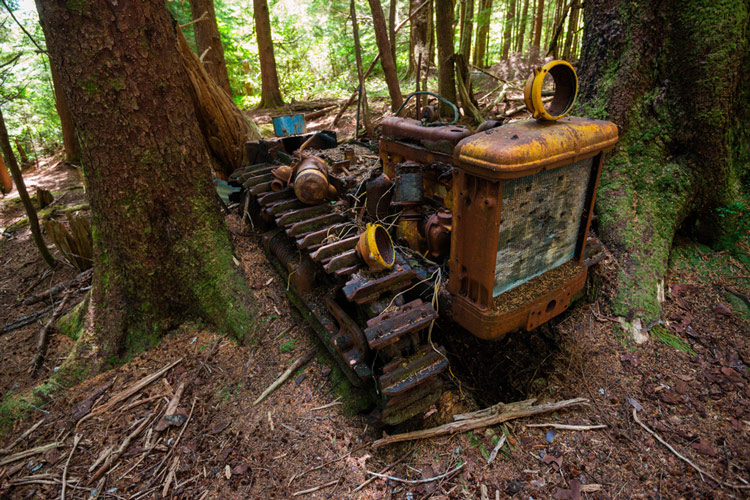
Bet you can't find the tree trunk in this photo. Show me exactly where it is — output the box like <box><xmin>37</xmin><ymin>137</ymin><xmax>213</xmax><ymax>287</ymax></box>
<box><xmin>515</xmin><ymin>0</ymin><xmax>529</xmax><ymax>53</ymax></box>
<box><xmin>253</xmin><ymin>0</ymin><xmax>284</xmax><ymax>108</ymax></box>
<box><xmin>389</xmin><ymin>0</ymin><xmax>398</xmax><ymax>67</ymax></box>
<box><xmin>0</xmin><ymin>107</ymin><xmax>55</xmax><ymax>267</ymax></box>
<box><xmin>408</xmin><ymin>0</ymin><xmax>431</xmax><ymax>77</ymax></box>
<box><xmin>188</xmin><ymin>0</ymin><xmax>233</xmax><ymax>96</ymax></box>
<box><xmin>435</xmin><ymin>0</ymin><xmax>457</xmax><ymax>116</ymax></box>
<box><xmin>577</xmin><ymin>0</ymin><xmax>750</xmax><ymax>338</ymax></box>
<box><xmin>562</xmin><ymin>0</ymin><xmax>579</xmax><ymax>60</ymax></box>
<box><xmin>473</xmin><ymin>0</ymin><xmax>493</xmax><ymax>67</ymax></box>
<box><xmin>368</xmin><ymin>0</ymin><xmax>403</xmax><ymax>111</ymax></box>
<box><xmin>546</xmin><ymin>0</ymin><xmax>571</xmax><ymax>58</ymax></box>
<box><xmin>351</xmin><ymin>0</ymin><xmax>374</xmax><ymax>139</ymax></box>
<box><xmin>530</xmin><ymin>0</ymin><xmax>544</xmax><ymax>57</ymax></box>
<box><xmin>35</xmin><ymin>0</ymin><xmax>256</xmax><ymax>379</ymax></box>
<box><xmin>459</xmin><ymin>0</ymin><xmax>474</xmax><ymax>60</ymax></box>
<box><xmin>501</xmin><ymin>0</ymin><xmax>516</xmax><ymax>59</ymax></box>
<box><xmin>48</xmin><ymin>56</ymin><xmax>80</xmax><ymax>164</ymax></box>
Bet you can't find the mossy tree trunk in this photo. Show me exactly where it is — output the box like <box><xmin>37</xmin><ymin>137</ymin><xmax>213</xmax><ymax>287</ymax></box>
<box><xmin>34</xmin><ymin>0</ymin><xmax>256</xmax><ymax>379</ymax></box>
<box><xmin>577</xmin><ymin>0</ymin><xmax>749</xmax><ymax>339</ymax></box>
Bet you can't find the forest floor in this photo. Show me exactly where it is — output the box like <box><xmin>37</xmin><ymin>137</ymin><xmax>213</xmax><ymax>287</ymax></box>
<box><xmin>1</xmin><ymin>74</ymin><xmax>749</xmax><ymax>499</ymax></box>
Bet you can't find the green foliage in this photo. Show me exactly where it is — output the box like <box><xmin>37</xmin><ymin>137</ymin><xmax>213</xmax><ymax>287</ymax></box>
<box><xmin>651</xmin><ymin>324</ymin><xmax>695</xmax><ymax>356</ymax></box>
<box><xmin>279</xmin><ymin>339</ymin><xmax>296</xmax><ymax>353</ymax></box>
<box><xmin>717</xmin><ymin>201</ymin><xmax>750</xmax><ymax>244</ymax></box>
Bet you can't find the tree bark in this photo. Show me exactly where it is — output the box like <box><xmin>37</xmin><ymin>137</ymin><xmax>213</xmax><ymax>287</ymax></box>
<box><xmin>34</xmin><ymin>0</ymin><xmax>256</xmax><ymax>379</ymax></box>
<box><xmin>473</xmin><ymin>0</ymin><xmax>493</xmax><ymax>67</ymax></box>
<box><xmin>578</xmin><ymin>0</ymin><xmax>750</xmax><ymax>335</ymax></box>
<box><xmin>530</xmin><ymin>0</ymin><xmax>544</xmax><ymax>57</ymax></box>
<box><xmin>562</xmin><ymin>0</ymin><xmax>579</xmax><ymax>60</ymax></box>
<box><xmin>368</xmin><ymin>0</ymin><xmax>403</xmax><ymax>111</ymax></box>
<box><xmin>502</xmin><ymin>0</ymin><xmax>516</xmax><ymax>58</ymax></box>
<box><xmin>435</xmin><ymin>0</ymin><xmax>457</xmax><ymax>116</ymax></box>
<box><xmin>389</xmin><ymin>0</ymin><xmax>398</xmax><ymax>67</ymax></box>
<box><xmin>0</xmin><ymin>107</ymin><xmax>55</xmax><ymax>267</ymax></box>
<box><xmin>351</xmin><ymin>0</ymin><xmax>374</xmax><ymax>139</ymax></box>
<box><xmin>515</xmin><ymin>0</ymin><xmax>529</xmax><ymax>53</ymax></box>
<box><xmin>408</xmin><ymin>0</ymin><xmax>431</xmax><ymax>77</ymax></box>
<box><xmin>188</xmin><ymin>0</ymin><xmax>233</xmax><ymax>96</ymax></box>
<box><xmin>253</xmin><ymin>0</ymin><xmax>284</xmax><ymax>108</ymax></box>
<box><xmin>48</xmin><ymin>56</ymin><xmax>80</xmax><ymax>164</ymax></box>
<box><xmin>459</xmin><ymin>0</ymin><xmax>474</xmax><ymax>60</ymax></box>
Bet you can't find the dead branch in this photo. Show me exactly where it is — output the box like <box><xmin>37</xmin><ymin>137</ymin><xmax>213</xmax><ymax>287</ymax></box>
<box><xmin>0</xmin><ymin>418</ymin><xmax>44</xmax><ymax>454</ymax></box>
<box><xmin>373</xmin><ymin>398</ymin><xmax>588</xmax><ymax>448</ymax></box>
<box><xmin>303</xmin><ymin>105</ymin><xmax>338</xmax><ymax>121</ymax></box>
<box><xmin>253</xmin><ymin>350</ymin><xmax>315</xmax><ymax>405</ymax></box>
<box><xmin>0</xmin><ymin>442</ymin><xmax>62</xmax><ymax>466</ymax></box>
<box><xmin>353</xmin><ymin>450</ymin><xmax>411</xmax><ymax>492</ymax></box>
<box><xmin>30</xmin><ymin>291</ymin><xmax>70</xmax><ymax>374</ymax></box>
<box><xmin>23</xmin><ymin>269</ymin><xmax>92</xmax><ymax>306</ymax></box>
<box><xmin>2</xmin><ymin>304</ymin><xmax>55</xmax><ymax>334</ymax></box>
<box><xmin>180</xmin><ymin>10</ymin><xmax>208</xmax><ymax>29</ymax></box>
<box><xmin>60</xmin><ymin>434</ymin><xmax>81</xmax><ymax>500</ymax></box>
<box><xmin>631</xmin><ymin>409</ymin><xmax>749</xmax><ymax>490</ymax></box>
<box><xmin>292</xmin><ymin>479</ymin><xmax>340</xmax><ymax>497</ymax></box>
<box><xmin>486</xmin><ymin>435</ymin><xmax>507</xmax><ymax>464</ymax></box>
<box><xmin>366</xmin><ymin>462</ymin><xmax>464</xmax><ymax>484</ymax></box>
<box><xmin>525</xmin><ymin>423</ymin><xmax>607</xmax><ymax>431</ymax></box>
<box><xmin>77</xmin><ymin>359</ymin><xmax>182</xmax><ymax>430</ymax></box>
<box><xmin>91</xmin><ymin>409</ymin><xmax>158</xmax><ymax>482</ymax></box>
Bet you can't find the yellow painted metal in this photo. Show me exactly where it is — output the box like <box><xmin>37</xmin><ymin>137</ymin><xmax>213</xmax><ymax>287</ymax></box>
<box><xmin>453</xmin><ymin>116</ymin><xmax>619</xmax><ymax>180</ymax></box>
<box><xmin>356</xmin><ymin>224</ymin><xmax>395</xmax><ymax>271</ymax></box>
<box><xmin>523</xmin><ymin>60</ymin><xmax>578</xmax><ymax>121</ymax></box>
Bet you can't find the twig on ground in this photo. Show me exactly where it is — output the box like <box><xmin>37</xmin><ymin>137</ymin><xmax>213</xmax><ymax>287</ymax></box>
<box><xmin>288</xmin><ymin>443</ymin><xmax>371</xmax><ymax>485</ymax></box>
<box><xmin>525</xmin><ymin>423</ymin><xmax>607</xmax><ymax>431</ymax></box>
<box><xmin>2</xmin><ymin>304</ymin><xmax>55</xmax><ymax>334</ymax></box>
<box><xmin>373</xmin><ymin>398</ymin><xmax>588</xmax><ymax>448</ymax></box>
<box><xmin>60</xmin><ymin>433</ymin><xmax>81</xmax><ymax>500</ymax></box>
<box><xmin>78</xmin><ymin>358</ymin><xmax>182</xmax><ymax>430</ymax></box>
<box><xmin>632</xmin><ymin>409</ymin><xmax>749</xmax><ymax>490</ymax></box>
<box><xmin>0</xmin><ymin>418</ymin><xmax>44</xmax><ymax>454</ymax></box>
<box><xmin>91</xmin><ymin>409</ymin><xmax>158</xmax><ymax>482</ymax></box>
<box><xmin>310</xmin><ymin>397</ymin><xmax>342</xmax><ymax>411</ymax></box>
<box><xmin>24</xmin><ymin>269</ymin><xmax>92</xmax><ymax>305</ymax></box>
<box><xmin>292</xmin><ymin>479</ymin><xmax>340</xmax><ymax>497</ymax></box>
<box><xmin>253</xmin><ymin>351</ymin><xmax>315</xmax><ymax>405</ymax></box>
<box><xmin>31</xmin><ymin>291</ymin><xmax>70</xmax><ymax>374</ymax></box>
<box><xmin>152</xmin><ymin>397</ymin><xmax>196</xmax><ymax>480</ymax></box>
<box><xmin>353</xmin><ymin>450</ymin><xmax>411</xmax><ymax>492</ymax></box>
<box><xmin>88</xmin><ymin>446</ymin><xmax>113</xmax><ymax>473</ymax></box>
<box><xmin>0</xmin><ymin>442</ymin><xmax>62</xmax><ymax>466</ymax></box>
<box><xmin>366</xmin><ymin>462</ymin><xmax>465</xmax><ymax>484</ymax></box>
<box><xmin>487</xmin><ymin>435</ymin><xmax>507</xmax><ymax>465</ymax></box>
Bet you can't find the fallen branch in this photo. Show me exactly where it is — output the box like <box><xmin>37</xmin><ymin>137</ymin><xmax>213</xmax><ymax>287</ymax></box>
<box><xmin>631</xmin><ymin>409</ymin><xmax>749</xmax><ymax>490</ymax></box>
<box><xmin>353</xmin><ymin>450</ymin><xmax>411</xmax><ymax>493</ymax></box>
<box><xmin>303</xmin><ymin>105</ymin><xmax>338</xmax><ymax>121</ymax></box>
<box><xmin>486</xmin><ymin>435</ymin><xmax>506</xmax><ymax>465</ymax></box>
<box><xmin>61</xmin><ymin>434</ymin><xmax>82</xmax><ymax>500</ymax></box>
<box><xmin>2</xmin><ymin>304</ymin><xmax>55</xmax><ymax>334</ymax></box>
<box><xmin>80</xmin><ymin>358</ymin><xmax>182</xmax><ymax>427</ymax></box>
<box><xmin>0</xmin><ymin>442</ymin><xmax>62</xmax><ymax>466</ymax></box>
<box><xmin>152</xmin><ymin>398</ymin><xmax>196</xmax><ymax>480</ymax></box>
<box><xmin>366</xmin><ymin>462</ymin><xmax>465</xmax><ymax>484</ymax></box>
<box><xmin>292</xmin><ymin>479</ymin><xmax>340</xmax><ymax>497</ymax></box>
<box><xmin>31</xmin><ymin>291</ymin><xmax>70</xmax><ymax>374</ymax></box>
<box><xmin>253</xmin><ymin>351</ymin><xmax>315</xmax><ymax>405</ymax></box>
<box><xmin>525</xmin><ymin>423</ymin><xmax>607</xmax><ymax>431</ymax></box>
<box><xmin>0</xmin><ymin>418</ymin><xmax>44</xmax><ymax>454</ymax></box>
<box><xmin>180</xmin><ymin>10</ymin><xmax>207</xmax><ymax>29</ymax></box>
<box><xmin>373</xmin><ymin>398</ymin><xmax>588</xmax><ymax>448</ymax></box>
<box><xmin>24</xmin><ymin>269</ymin><xmax>92</xmax><ymax>305</ymax></box>
<box><xmin>91</xmin><ymin>410</ymin><xmax>158</xmax><ymax>482</ymax></box>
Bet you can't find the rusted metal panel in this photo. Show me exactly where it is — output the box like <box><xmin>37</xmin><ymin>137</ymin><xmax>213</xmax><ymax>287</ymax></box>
<box><xmin>364</xmin><ymin>299</ymin><xmax>437</xmax><ymax>349</ymax></box>
<box><xmin>454</xmin><ymin>116</ymin><xmax>618</xmax><ymax>180</ymax></box>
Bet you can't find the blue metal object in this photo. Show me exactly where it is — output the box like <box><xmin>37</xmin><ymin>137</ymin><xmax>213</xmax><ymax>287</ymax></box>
<box><xmin>272</xmin><ymin>114</ymin><xmax>306</xmax><ymax>136</ymax></box>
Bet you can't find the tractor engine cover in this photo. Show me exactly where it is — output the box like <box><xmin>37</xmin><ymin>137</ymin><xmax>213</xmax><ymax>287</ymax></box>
<box><xmin>448</xmin><ymin>116</ymin><xmax>618</xmax><ymax>340</ymax></box>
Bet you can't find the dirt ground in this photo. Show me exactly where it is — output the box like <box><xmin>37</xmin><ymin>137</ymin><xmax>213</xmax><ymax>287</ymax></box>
<box><xmin>1</xmin><ymin>96</ymin><xmax>749</xmax><ymax>499</ymax></box>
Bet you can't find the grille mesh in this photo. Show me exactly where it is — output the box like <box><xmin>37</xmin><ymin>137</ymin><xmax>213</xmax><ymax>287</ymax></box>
<box><xmin>493</xmin><ymin>158</ymin><xmax>593</xmax><ymax>296</ymax></box>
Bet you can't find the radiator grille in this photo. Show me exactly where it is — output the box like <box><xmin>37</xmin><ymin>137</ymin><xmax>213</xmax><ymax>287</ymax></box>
<box><xmin>493</xmin><ymin>158</ymin><xmax>593</xmax><ymax>296</ymax></box>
